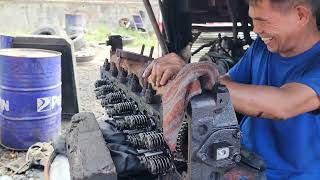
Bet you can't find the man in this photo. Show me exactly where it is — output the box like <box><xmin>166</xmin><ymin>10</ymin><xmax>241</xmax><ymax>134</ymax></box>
<box><xmin>142</xmin><ymin>0</ymin><xmax>320</xmax><ymax>179</ymax></box>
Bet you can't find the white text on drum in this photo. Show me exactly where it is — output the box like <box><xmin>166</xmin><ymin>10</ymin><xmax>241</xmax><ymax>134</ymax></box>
<box><xmin>0</xmin><ymin>97</ymin><xmax>9</xmax><ymax>113</ymax></box>
<box><xmin>37</xmin><ymin>95</ymin><xmax>61</xmax><ymax>112</ymax></box>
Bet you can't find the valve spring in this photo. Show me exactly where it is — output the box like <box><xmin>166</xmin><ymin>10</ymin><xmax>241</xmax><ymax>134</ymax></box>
<box><xmin>102</xmin><ymin>92</ymin><xmax>124</xmax><ymax>107</ymax></box>
<box><xmin>116</xmin><ymin>119</ymin><xmax>129</xmax><ymax>131</ymax></box>
<box><xmin>95</xmin><ymin>79</ymin><xmax>111</xmax><ymax>88</ymax></box>
<box><xmin>127</xmin><ymin>131</ymin><xmax>157</xmax><ymax>148</ymax></box>
<box><xmin>114</xmin><ymin>102</ymin><xmax>136</xmax><ymax>113</ymax></box>
<box><xmin>102</xmin><ymin>84</ymin><xmax>115</xmax><ymax>93</ymax></box>
<box><xmin>127</xmin><ymin>134</ymin><xmax>144</xmax><ymax>147</ymax></box>
<box><xmin>137</xmin><ymin>131</ymin><xmax>158</xmax><ymax>149</ymax></box>
<box><xmin>143</xmin><ymin>155</ymin><xmax>171</xmax><ymax>175</ymax></box>
<box><xmin>124</xmin><ymin>115</ymin><xmax>152</xmax><ymax>130</ymax></box>
<box><xmin>115</xmin><ymin>119</ymin><xmax>129</xmax><ymax>130</ymax></box>
<box><xmin>96</xmin><ymin>85</ymin><xmax>115</xmax><ymax>96</ymax></box>
<box><xmin>144</xmin><ymin>132</ymin><xmax>165</xmax><ymax>149</ymax></box>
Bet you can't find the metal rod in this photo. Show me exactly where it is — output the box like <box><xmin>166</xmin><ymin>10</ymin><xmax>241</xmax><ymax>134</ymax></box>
<box><xmin>142</xmin><ymin>0</ymin><xmax>169</xmax><ymax>54</ymax></box>
<box><xmin>158</xmin><ymin>0</ymin><xmax>171</xmax><ymax>43</ymax></box>
<box><xmin>149</xmin><ymin>46</ymin><xmax>154</xmax><ymax>58</ymax></box>
<box><xmin>141</xmin><ymin>44</ymin><xmax>145</xmax><ymax>55</ymax></box>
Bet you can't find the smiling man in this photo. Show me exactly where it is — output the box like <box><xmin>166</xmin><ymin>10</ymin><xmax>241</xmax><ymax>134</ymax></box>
<box><xmin>219</xmin><ymin>0</ymin><xmax>320</xmax><ymax>179</ymax></box>
<box><xmin>142</xmin><ymin>0</ymin><xmax>320</xmax><ymax>179</ymax></box>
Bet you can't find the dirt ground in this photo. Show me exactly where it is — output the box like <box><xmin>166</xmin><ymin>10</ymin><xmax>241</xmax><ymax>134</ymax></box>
<box><xmin>0</xmin><ymin>43</ymin><xmax>149</xmax><ymax>179</ymax></box>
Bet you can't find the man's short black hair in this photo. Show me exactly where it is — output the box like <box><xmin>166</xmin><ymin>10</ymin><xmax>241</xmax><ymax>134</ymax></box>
<box><xmin>246</xmin><ymin>0</ymin><xmax>319</xmax><ymax>15</ymax></box>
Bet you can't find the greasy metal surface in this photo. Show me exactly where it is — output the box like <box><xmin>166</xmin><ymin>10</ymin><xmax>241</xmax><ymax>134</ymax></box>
<box><xmin>187</xmin><ymin>86</ymin><xmax>241</xmax><ymax>180</ymax></box>
<box><xmin>116</xmin><ymin>49</ymin><xmax>153</xmax><ymax>62</ymax></box>
<box><xmin>100</xmin><ymin>65</ymin><xmax>162</xmax><ymax>125</ymax></box>
<box><xmin>96</xmin><ymin>37</ymin><xmax>248</xmax><ymax>179</ymax></box>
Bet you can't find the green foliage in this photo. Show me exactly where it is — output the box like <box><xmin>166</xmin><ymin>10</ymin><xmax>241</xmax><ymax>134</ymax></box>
<box><xmin>2</xmin><ymin>30</ymin><xmax>31</xmax><ymax>36</ymax></box>
<box><xmin>85</xmin><ymin>25</ymin><xmax>158</xmax><ymax>47</ymax></box>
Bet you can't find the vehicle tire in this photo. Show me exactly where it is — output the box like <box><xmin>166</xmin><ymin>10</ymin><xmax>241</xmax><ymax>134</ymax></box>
<box><xmin>32</xmin><ymin>25</ymin><xmax>67</xmax><ymax>37</ymax></box>
<box><xmin>69</xmin><ymin>33</ymin><xmax>86</xmax><ymax>51</ymax></box>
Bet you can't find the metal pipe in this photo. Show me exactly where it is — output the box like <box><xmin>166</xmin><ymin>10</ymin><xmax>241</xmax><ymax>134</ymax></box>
<box><xmin>142</xmin><ymin>0</ymin><xmax>169</xmax><ymax>54</ymax></box>
<box><xmin>140</xmin><ymin>44</ymin><xmax>145</xmax><ymax>55</ymax></box>
<box><xmin>149</xmin><ymin>46</ymin><xmax>154</xmax><ymax>58</ymax></box>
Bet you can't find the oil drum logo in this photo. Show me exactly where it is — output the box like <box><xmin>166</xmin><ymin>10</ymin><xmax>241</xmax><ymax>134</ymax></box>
<box><xmin>37</xmin><ymin>95</ymin><xmax>61</xmax><ymax>112</ymax></box>
<box><xmin>0</xmin><ymin>97</ymin><xmax>9</xmax><ymax>113</ymax></box>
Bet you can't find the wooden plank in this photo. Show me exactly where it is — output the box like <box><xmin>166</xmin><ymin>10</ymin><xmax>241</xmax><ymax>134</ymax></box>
<box><xmin>66</xmin><ymin>112</ymin><xmax>117</xmax><ymax>180</ymax></box>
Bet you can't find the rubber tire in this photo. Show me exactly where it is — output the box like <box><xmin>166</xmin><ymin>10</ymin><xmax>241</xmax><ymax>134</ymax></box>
<box><xmin>32</xmin><ymin>25</ymin><xmax>67</xmax><ymax>37</ymax></box>
<box><xmin>69</xmin><ymin>33</ymin><xmax>86</xmax><ymax>51</ymax></box>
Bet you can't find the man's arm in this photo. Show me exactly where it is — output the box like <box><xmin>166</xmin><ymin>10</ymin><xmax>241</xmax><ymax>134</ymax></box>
<box><xmin>220</xmin><ymin>75</ymin><xmax>320</xmax><ymax>120</ymax></box>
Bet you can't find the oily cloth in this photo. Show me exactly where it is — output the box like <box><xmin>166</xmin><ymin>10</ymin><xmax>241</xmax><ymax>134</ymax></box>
<box><xmin>162</xmin><ymin>61</ymin><xmax>220</xmax><ymax>151</ymax></box>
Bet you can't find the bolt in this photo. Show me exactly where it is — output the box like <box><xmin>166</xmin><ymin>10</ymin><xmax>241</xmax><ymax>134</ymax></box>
<box><xmin>198</xmin><ymin>125</ymin><xmax>208</xmax><ymax>136</ymax></box>
<box><xmin>233</xmin><ymin>154</ymin><xmax>241</xmax><ymax>163</ymax></box>
<box><xmin>200</xmin><ymin>153</ymin><xmax>207</xmax><ymax>161</ymax></box>
<box><xmin>218</xmin><ymin>149</ymin><xmax>227</xmax><ymax>157</ymax></box>
<box><xmin>233</xmin><ymin>130</ymin><xmax>242</xmax><ymax>139</ymax></box>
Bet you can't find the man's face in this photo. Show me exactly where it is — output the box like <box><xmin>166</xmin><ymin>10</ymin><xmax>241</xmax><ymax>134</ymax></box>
<box><xmin>249</xmin><ymin>0</ymin><xmax>300</xmax><ymax>55</ymax></box>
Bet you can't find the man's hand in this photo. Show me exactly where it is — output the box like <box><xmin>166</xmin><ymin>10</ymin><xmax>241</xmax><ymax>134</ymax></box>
<box><xmin>142</xmin><ymin>53</ymin><xmax>186</xmax><ymax>87</ymax></box>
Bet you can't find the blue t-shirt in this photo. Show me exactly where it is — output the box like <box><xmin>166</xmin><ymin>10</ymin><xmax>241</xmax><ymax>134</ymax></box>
<box><xmin>228</xmin><ymin>37</ymin><xmax>320</xmax><ymax>180</ymax></box>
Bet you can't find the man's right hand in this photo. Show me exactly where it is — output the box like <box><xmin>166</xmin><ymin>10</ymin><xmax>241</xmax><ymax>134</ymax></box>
<box><xmin>142</xmin><ymin>53</ymin><xmax>186</xmax><ymax>87</ymax></box>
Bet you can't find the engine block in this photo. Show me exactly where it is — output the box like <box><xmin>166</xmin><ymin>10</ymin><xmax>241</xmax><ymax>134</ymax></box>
<box><xmin>94</xmin><ymin>35</ymin><xmax>265</xmax><ymax>180</ymax></box>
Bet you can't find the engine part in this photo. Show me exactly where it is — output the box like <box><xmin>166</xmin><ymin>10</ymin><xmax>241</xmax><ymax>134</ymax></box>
<box><xmin>186</xmin><ymin>88</ymin><xmax>241</xmax><ymax>179</ymax></box>
<box><xmin>143</xmin><ymin>154</ymin><xmax>172</xmax><ymax>175</ymax></box>
<box><xmin>101</xmin><ymin>92</ymin><xmax>126</xmax><ymax>107</ymax></box>
<box><xmin>119</xmin><ymin>68</ymin><xmax>128</xmax><ymax>83</ymax></box>
<box><xmin>95</xmin><ymin>36</ymin><xmax>265</xmax><ymax>180</ymax></box>
<box><xmin>106</xmin><ymin>35</ymin><xmax>123</xmax><ymax>52</ymax></box>
<box><xmin>95</xmin><ymin>79</ymin><xmax>112</xmax><ymax>88</ymax></box>
<box><xmin>125</xmin><ymin>115</ymin><xmax>154</xmax><ymax>130</ymax></box>
<box><xmin>114</xmin><ymin>115</ymin><xmax>152</xmax><ymax>131</ymax></box>
<box><xmin>95</xmin><ymin>84</ymin><xmax>115</xmax><ymax>99</ymax></box>
<box><xmin>176</xmin><ymin>121</ymin><xmax>188</xmax><ymax>160</ymax></box>
<box><xmin>126</xmin><ymin>133</ymin><xmax>143</xmax><ymax>148</ymax></box>
<box><xmin>110</xmin><ymin>62</ymin><xmax>118</xmax><ymax>77</ymax></box>
<box><xmin>106</xmin><ymin>102</ymin><xmax>138</xmax><ymax>116</ymax></box>
<box><xmin>144</xmin><ymin>132</ymin><xmax>165</xmax><ymax>150</ymax></box>
<box><xmin>129</xmin><ymin>74</ymin><xmax>142</xmax><ymax>93</ymax></box>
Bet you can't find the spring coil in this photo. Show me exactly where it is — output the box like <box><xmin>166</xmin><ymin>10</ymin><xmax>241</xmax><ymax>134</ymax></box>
<box><xmin>124</xmin><ymin>115</ymin><xmax>152</xmax><ymax>130</ymax></box>
<box><xmin>127</xmin><ymin>134</ymin><xmax>144</xmax><ymax>147</ymax></box>
<box><xmin>95</xmin><ymin>79</ymin><xmax>111</xmax><ymax>88</ymax></box>
<box><xmin>102</xmin><ymin>92</ymin><xmax>124</xmax><ymax>107</ymax></box>
<box><xmin>144</xmin><ymin>132</ymin><xmax>165</xmax><ymax>149</ymax></box>
<box><xmin>115</xmin><ymin>119</ymin><xmax>129</xmax><ymax>130</ymax></box>
<box><xmin>114</xmin><ymin>102</ymin><xmax>136</xmax><ymax>114</ymax></box>
<box><xmin>144</xmin><ymin>155</ymin><xmax>171</xmax><ymax>175</ymax></box>
<box><xmin>127</xmin><ymin>131</ymin><xmax>158</xmax><ymax>148</ymax></box>
<box><xmin>95</xmin><ymin>85</ymin><xmax>115</xmax><ymax>97</ymax></box>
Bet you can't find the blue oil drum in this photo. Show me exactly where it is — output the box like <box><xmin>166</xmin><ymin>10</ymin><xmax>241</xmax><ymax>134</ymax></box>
<box><xmin>65</xmin><ymin>14</ymin><xmax>86</xmax><ymax>35</ymax></box>
<box><xmin>0</xmin><ymin>34</ymin><xmax>13</xmax><ymax>49</ymax></box>
<box><xmin>0</xmin><ymin>48</ymin><xmax>62</xmax><ymax>150</ymax></box>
